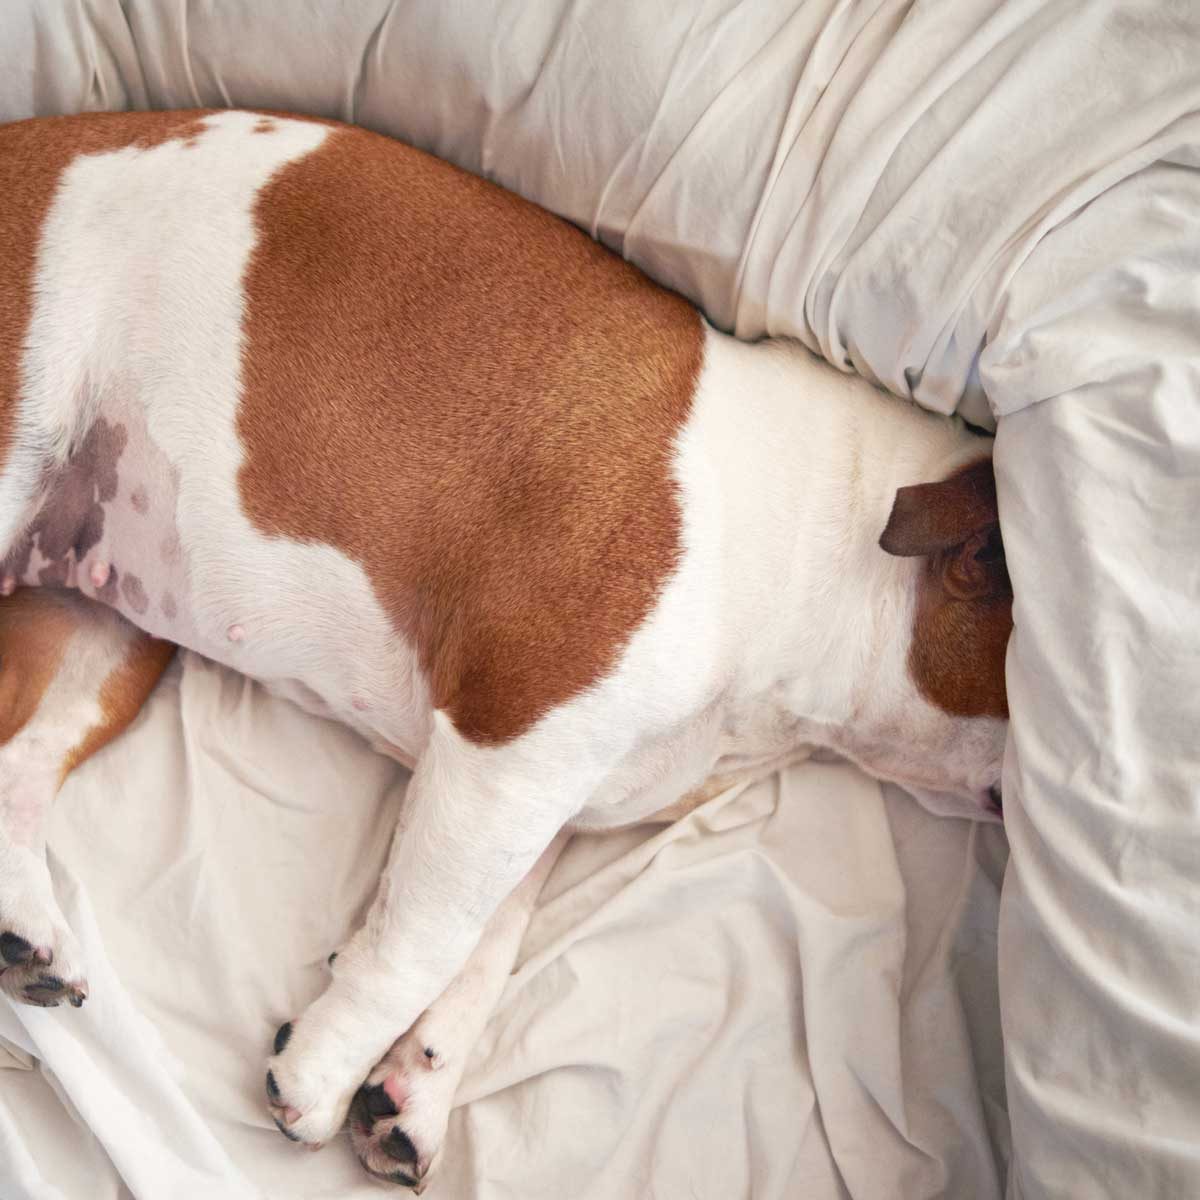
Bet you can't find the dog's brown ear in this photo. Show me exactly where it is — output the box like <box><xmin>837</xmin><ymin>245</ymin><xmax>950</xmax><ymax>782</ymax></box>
<box><xmin>879</xmin><ymin>457</ymin><xmax>998</xmax><ymax>558</ymax></box>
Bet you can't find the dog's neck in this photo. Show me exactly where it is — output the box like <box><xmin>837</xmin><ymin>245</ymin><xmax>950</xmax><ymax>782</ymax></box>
<box><xmin>689</xmin><ymin>330</ymin><xmax>983</xmax><ymax>756</ymax></box>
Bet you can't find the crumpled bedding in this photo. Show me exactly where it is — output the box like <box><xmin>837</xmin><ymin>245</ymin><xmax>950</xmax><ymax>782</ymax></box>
<box><xmin>0</xmin><ymin>655</ymin><xmax>1008</xmax><ymax>1200</ymax></box>
<box><xmin>1</xmin><ymin>2</ymin><xmax>1198</xmax><ymax>1197</ymax></box>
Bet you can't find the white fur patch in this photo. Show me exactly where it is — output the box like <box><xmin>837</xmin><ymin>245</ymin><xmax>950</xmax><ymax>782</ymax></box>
<box><xmin>22</xmin><ymin>111</ymin><xmax>431</xmax><ymax>759</ymax></box>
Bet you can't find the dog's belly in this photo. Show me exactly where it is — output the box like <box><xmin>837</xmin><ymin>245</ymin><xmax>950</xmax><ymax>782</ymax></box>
<box><xmin>2</xmin><ymin>399</ymin><xmax>189</xmax><ymax>639</ymax></box>
<box><xmin>2</xmin><ymin>393</ymin><xmax>432</xmax><ymax>764</ymax></box>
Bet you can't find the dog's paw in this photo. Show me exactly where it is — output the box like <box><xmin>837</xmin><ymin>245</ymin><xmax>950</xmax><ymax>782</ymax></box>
<box><xmin>0</xmin><ymin>854</ymin><xmax>88</xmax><ymax>1009</ymax></box>
<box><xmin>347</xmin><ymin>1014</ymin><xmax>465</xmax><ymax>1191</ymax></box>
<box><xmin>264</xmin><ymin>1005</ymin><xmax>380</xmax><ymax>1149</ymax></box>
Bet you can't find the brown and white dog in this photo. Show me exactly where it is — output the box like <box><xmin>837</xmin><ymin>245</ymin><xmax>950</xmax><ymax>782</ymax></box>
<box><xmin>0</xmin><ymin>110</ymin><xmax>1012</xmax><ymax>1189</ymax></box>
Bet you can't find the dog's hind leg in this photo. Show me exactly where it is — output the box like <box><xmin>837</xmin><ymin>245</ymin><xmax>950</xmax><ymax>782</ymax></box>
<box><xmin>264</xmin><ymin>709</ymin><xmax>594</xmax><ymax>1155</ymax></box>
<box><xmin>346</xmin><ymin>830</ymin><xmax>569</xmax><ymax>1186</ymax></box>
<box><xmin>0</xmin><ymin>588</ymin><xmax>173</xmax><ymax>1007</ymax></box>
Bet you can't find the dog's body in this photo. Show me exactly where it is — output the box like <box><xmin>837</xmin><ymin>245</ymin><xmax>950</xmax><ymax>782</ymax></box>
<box><xmin>0</xmin><ymin>110</ymin><xmax>1011</xmax><ymax>1187</ymax></box>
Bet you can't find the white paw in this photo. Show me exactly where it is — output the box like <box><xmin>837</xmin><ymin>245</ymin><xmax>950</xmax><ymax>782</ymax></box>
<box><xmin>347</xmin><ymin>1009</ymin><xmax>468</xmax><ymax>1191</ymax></box>
<box><xmin>264</xmin><ymin>970</ymin><xmax>411</xmax><ymax>1149</ymax></box>
<box><xmin>0</xmin><ymin>844</ymin><xmax>87</xmax><ymax>1008</ymax></box>
<box><xmin>264</xmin><ymin>1019</ymin><xmax>361</xmax><ymax>1147</ymax></box>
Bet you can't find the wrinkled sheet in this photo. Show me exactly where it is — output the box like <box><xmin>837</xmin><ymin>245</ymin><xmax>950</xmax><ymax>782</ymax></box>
<box><xmin>0</xmin><ymin>655</ymin><xmax>1008</xmax><ymax>1199</ymax></box>
<box><xmin>1</xmin><ymin>1</ymin><xmax>1198</xmax><ymax>1197</ymax></box>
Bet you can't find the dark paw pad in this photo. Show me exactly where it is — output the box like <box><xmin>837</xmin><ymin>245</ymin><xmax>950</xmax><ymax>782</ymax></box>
<box><xmin>0</xmin><ymin>932</ymin><xmax>33</xmax><ymax>966</ymax></box>
<box><xmin>356</xmin><ymin>1081</ymin><xmax>399</xmax><ymax>1127</ymax></box>
<box><xmin>24</xmin><ymin>974</ymin><xmax>65</xmax><ymax>1005</ymax></box>
<box><xmin>272</xmin><ymin>1114</ymin><xmax>302</xmax><ymax>1143</ymax></box>
<box><xmin>383</xmin><ymin>1126</ymin><xmax>419</xmax><ymax>1166</ymax></box>
<box><xmin>18</xmin><ymin>972</ymin><xmax>85</xmax><ymax>1008</ymax></box>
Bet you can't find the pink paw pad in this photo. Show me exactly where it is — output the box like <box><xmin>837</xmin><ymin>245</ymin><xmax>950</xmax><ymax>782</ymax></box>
<box><xmin>382</xmin><ymin>1074</ymin><xmax>409</xmax><ymax>1111</ymax></box>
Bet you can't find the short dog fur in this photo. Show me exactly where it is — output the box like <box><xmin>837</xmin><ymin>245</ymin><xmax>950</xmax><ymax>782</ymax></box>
<box><xmin>0</xmin><ymin>110</ymin><xmax>1011</xmax><ymax>1188</ymax></box>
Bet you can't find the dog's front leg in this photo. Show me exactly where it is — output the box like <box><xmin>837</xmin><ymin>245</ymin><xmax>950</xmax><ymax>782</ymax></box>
<box><xmin>264</xmin><ymin>711</ymin><xmax>588</xmax><ymax>1151</ymax></box>
<box><xmin>0</xmin><ymin>590</ymin><xmax>173</xmax><ymax>1007</ymax></box>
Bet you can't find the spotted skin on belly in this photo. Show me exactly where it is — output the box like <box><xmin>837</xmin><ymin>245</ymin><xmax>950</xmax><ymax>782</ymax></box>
<box><xmin>1</xmin><ymin>418</ymin><xmax>127</xmax><ymax>588</ymax></box>
<box><xmin>0</xmin><ymin>410</ymin><xmax>179</xmax><ymax>643</ymax></box>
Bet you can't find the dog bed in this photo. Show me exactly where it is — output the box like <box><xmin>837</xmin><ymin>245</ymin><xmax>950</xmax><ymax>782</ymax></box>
<box><xmin>1</xmin><ymin>2</ymin><xmax>1196</xmax><ymax>1197</ymax></box>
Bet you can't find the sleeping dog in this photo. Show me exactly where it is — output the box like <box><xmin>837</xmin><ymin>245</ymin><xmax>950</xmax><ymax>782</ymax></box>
<box><xmin>0</xmin><ymin>110</ymin><xmax>1011</xmax><ymax>1189</ymax></box>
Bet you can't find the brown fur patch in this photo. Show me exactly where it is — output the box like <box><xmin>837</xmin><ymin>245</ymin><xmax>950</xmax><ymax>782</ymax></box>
<box><xmin>881</xmin><ymin>458</ymin><xmax>1012</xmax><ymax>718</ymax></box>
<box><xmin>61</xmin><ymin>632</ymin><xmax>174</xmax><ymax>780</ymax></box>
<box><xmin>0</xmin><ymin>112</ymin><xmax>213</xmax><ymax>493</ymax></box>
<box><xmin>0</xmin><ymin>589</ymin><xmax>173</xmax><ymax>778</ymax></box>
<box><xmin>0</xmin><ymin>591</ymin><xmax>76</xmax><ymax>746</ymax></box>
<box><xmin>911</xmin><ymin>567</ymin><xmax>1011</xmax><ymax>718</ymax></box>
<box><xmin>237</xmin><ymin>121</ymin><xmax>704</xmax><ymax>744</ymax></box>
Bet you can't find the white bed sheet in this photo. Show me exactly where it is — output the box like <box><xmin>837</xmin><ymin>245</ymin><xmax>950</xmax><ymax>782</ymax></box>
<box><xmin>0</xmin><ymin>655</ymin><xmax>1007</xmax><ymax>1199</ymax></box>
<box><xmin>1</xmin><ymin>1</ymin><xmax>1198</xmax><ymax>1196</ymax></box>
